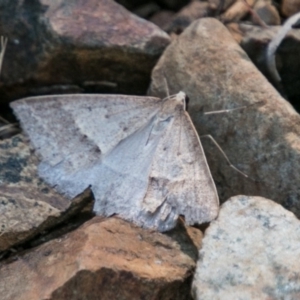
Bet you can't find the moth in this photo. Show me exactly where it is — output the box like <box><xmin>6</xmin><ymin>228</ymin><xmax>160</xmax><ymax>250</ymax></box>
<box><xmin>11</xmin><ymin>92</ymin><xmax>219</xmax><ymax>232</ymax></box>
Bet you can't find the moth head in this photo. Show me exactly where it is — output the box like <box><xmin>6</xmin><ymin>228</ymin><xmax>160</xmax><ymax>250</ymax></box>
<box><xmin>175</xmin><ymin>91</ymin><xmax>187</xmax><ymax>111</ymax></box>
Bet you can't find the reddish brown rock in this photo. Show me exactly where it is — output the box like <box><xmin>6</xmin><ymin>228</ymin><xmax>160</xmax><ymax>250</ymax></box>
<box><xmin>0</xmin><ymin>134</ymin><xmax>93</xmax><ymax>252</ymax></box>
<box><xmin>148</xmin><ymin>18</ymin><xmax>300</xmax><ymax>218</ymax></box>
<box><xmin>0</xmin><ymin>217</ymin><xmax>200</xmax><ymax>300</ymax></box>
<box><xmin>0</xmin><ymin>0</ymin><xmax>170</xmax><ymax>103</ymax></box>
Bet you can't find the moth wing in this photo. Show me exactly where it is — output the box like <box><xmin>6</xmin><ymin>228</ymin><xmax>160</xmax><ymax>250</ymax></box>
<box><xmin>92</xmin><ymin>115</ymin><xmax>166</xmax><ymax>221</ymax></box>
<box><xmin>11</xmin><ymin>94</ymin><xmax>160</xmax><ymax>198</ymax></box>
<box><xmin>140</xmin><ymin>110</ymin><xmax>219</xmax><ymax>231</ymax></box>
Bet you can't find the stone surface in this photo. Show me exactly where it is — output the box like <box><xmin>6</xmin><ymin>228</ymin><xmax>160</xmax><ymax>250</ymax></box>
<box><xmin>227</xmin><ymin>23</ymin><xmax>300</xmax><ymax>109</ymax></box>
<box><xmin>208</xmin><ymin>0</ymin><xmax>236</xmax><ymax>13</ymax></box>
<box><xmin>0</xmin><ymin>134</ymin><xmax>93</xmax><ymax>252</ymax></box>
<box><xmin>252</xmin><ymin>0</ymin><xmax>280</xmax><ymax>25</ymax></box>
<box><xmin>221</xmin><ymin>0</ymin><xmax>258</xmax><ymax>22</ymax></box>
<box><xmin>150</xmin><ymin>10</ymin><xmax>176</xmax><ymax>30</ymax></box>
<box><xmin>0</xmin><ymin>216</ymin><xmax>201</xmax><ymax>300</ymax></box>
<box><xmin>148</xmin><ymin>18</ymin><xmax>300</xmax><ymax>218</ymax></box>
<box><xmin>0</xmin><ymin>0</ymin><xmax>170</xmax><ymax>103</ymax></box>
<box><xmin>164</xmin><ymin>1</ymin><xmax>212</xmax><ymax>34</ymax></box>
<box><xmin>281</xmin><ymin>0</ymin><xmax>300</xmax><ymax>17</ymax></box>
<box><xmin>192</xmin><ymin>195</ymin><xmax>300</xmax><ymax>299</ymax></box>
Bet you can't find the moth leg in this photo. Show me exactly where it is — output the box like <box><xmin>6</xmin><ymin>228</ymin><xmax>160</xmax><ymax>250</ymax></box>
<box><xmin>200</xmin><ymin>134</ymin><xmax>249</xmax><ymax>178</ymax></box>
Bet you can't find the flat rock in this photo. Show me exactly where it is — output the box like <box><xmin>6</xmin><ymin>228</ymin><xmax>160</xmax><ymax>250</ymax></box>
<box><xmin>192</xmin><ymin>195</ymin><xmax>300</xmax><ymax>299</ymax></box>
<box><xmin>0</xmin><ymin>216</ymin><xmax>201</xmax><ymax>300</ymax></box>
<box><xmin>0</xmin><ymin>0</ymin><xmax>170</xmax><ymax>103</ymax></box>
<box><xmin>227</xmin><ymin>23</ymin><xmax>300</xmax><ymax>108</ymax></box>
<box><xmin>148</xmin><ymin>18</ymin><xmax>300</xmax><ymax>217</ymax></box>
<box><xmin>0</xmin><ymin>134</ymin><xmax>93</xmax><ymax>252</ymax></box>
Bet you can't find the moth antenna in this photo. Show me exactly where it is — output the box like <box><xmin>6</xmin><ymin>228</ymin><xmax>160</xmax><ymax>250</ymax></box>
<box><xmin>162</xmin><ymin>71</ymin><xmax>170</xmax><ymax>98</ymax></box>
<box><xmin>204</xmin><ymin>101</ymin><xmax>265</xmax><ymax>115</ymax></box>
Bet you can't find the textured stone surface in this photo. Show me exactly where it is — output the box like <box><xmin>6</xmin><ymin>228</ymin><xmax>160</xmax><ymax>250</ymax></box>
<box><xmin>0</xmin><ymin>216</ymin><xmax>201</xmax><ymax>300</ymax></box>
<box><xmin>148</xmin><ymin>18</ymin><xmax>300</xmax><ymax>218</ymax></box>
<box><xmin>227</xmin><ymin>23</ymin><xmax>300</xmax><ymax>109</ymax></box>
<box><xmin>252</xmin><ymin>0</ymin><xmax>280</xmax><ymax>25</ymax></box>
<box><xmin>281</xmin><ymin>0</ymin><xmax>300</xmax><ymax>17</ymax></box>
<box><xmin>208</xmin><ymin>0</ymin><xmax>236</xmax><ymax>13</ymax></box>
<box><xmin>0</xmin><ymin>134</ymin><xmax>93</xmax><ymax>251</ymax></box>
<box><xmin>220</xmin><ymin>0</ymin><xmax>258</xmax><ymax>22</ymax></box>
<box><xmin>0</xmin><ymin>0</ymin><xmax>170</xmax><ymax>103</ymax></box>
<box><xmin>192</xmin><ymin>195</ymin><xmax>300</xmax><ymax>299</ymax></box>
<box><xmin>164</xmin><ymin>1</ymin><xmax>212</xmax><ymax>34</ymax></box>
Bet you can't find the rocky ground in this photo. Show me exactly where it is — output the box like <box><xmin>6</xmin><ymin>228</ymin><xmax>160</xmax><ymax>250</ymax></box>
<box><xmin>1</xmin><ymin>0</ymin><xmax>300</xmax><ymax>299</ymax></box>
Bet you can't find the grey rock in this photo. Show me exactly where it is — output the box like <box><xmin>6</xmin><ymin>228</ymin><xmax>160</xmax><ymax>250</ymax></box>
<box><xmin>148</xmin><ymin>18</ymin><xmax>300</xmax><ymax>218</ymax></box>
<box><xmin>252</xmin><ymin>0</ymin><xmax>280</xmax><ymax>25</ymax></box>
<box><xmin>0</xmin><ymin>134</ymin><xmax>93</xmax><ymax>252</ymax></box>
<box><xmin>192</xmin><ymin>195</ymin><xmax>300</xmax><ymax>299</ymax></box>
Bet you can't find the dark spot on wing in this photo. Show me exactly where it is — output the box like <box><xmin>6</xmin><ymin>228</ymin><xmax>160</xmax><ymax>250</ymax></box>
<box><xmin>123</xmin><ymin>127</ymin><xmax>128</xmax><ymax>132</ymax></box>
<box><xmin>105</xmin><ymin>114</ymin><xmax>109</xmax><ymax>119</ymax></box>
<box><xmin>94</xmin><ymin>146</ymin><xmax>101</xmax><ymax>154</ymax></box>
<box><xmin>81</xmin><ymin>134</ymin><xmax>88</xmax><ymax>142</ymax></box>
<box><xmin>163</xmin><ymin>147</ymin><xmax>167</xmax><ymax>151</ymax></box>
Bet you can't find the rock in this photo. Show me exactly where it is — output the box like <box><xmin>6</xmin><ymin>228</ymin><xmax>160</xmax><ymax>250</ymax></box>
<box><xmin>0</xmin><ymin>134</ymin><xmax>93</xmax><ymax>252</ymax></box>
<box><xmin>252</xmin><ymin>0</ymin><xmax>280</xmax><ymax>25</ymax></box>
<box><xmin>156</xmin><ymin>0</ymin><xmax>190</xmax><ymax>11</ymax></box>
<box><xmin>227</xmin><ymin>23</ymin><xmax>300</xmax><ymax>109</ymax></box>
<box><xmin>281</xmin><ymin>0</ymin><xmax>300</xmax><ymax>17</ymax></box>
<box><xmin>0</xmin><ymin>216</ymin><xmax>200</xmax><ymax>300</ymax></box>
<box><xmin>148</xmin><ymin>18</ymin><xmax>300</xmax><ymax>218</ymax></box>
<box><xmin>192</xmin><ymin>195</ymin><xmax>300</xmax><ymax>299</ymax></box>
<box><xmin>133</xmin><ymin>2</ymin><xmax>161</xmax><ymax>19</ymax></box>
<box><xmin>208</xmin><ymin>0</ymin><xmax>236</xmax><ymax>13</ymax></box>
<box><xmin>115</xmin><ymin>0</ymin><xmax>152</xmax><ymax>11</ymax></box>
<box><xmin>221</xmin><ymin>0</ymin><xmax>258</xmax><ymax>22</ymax></box>
<box><xmin>164</xmin><ymin>1</ymin><xmax>213</xmax><ymax>34</ymax></box>
<box><xmin>150</xmin><ymin>10</ymin><xmax>176</xmax><ymax>30</ymax></box>
<box><xmin>0</xmin><ymin>0</ymin><xmax>170</xmax><ymax>103</ymax></box>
